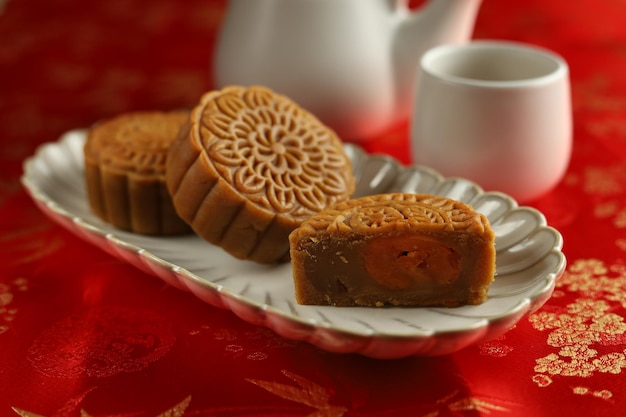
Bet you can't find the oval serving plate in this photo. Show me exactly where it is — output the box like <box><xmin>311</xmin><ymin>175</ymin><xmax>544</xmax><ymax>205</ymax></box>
<box><xmin>21</xmin><ymin>129</ymin><xmax>566</xmax><ymax>358</ymax></box>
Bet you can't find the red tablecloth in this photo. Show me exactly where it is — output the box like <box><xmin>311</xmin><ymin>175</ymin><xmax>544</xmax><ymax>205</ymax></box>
<box><xmin>2</xmin><ymin>0</ymin><xmax>626</xmax><ymax>416</ymax></box>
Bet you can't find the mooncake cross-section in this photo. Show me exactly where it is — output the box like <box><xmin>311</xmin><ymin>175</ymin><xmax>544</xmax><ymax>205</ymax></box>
<box><xmin>289</xmin><ymin>193</ymin><xmax>496</xmax><ymax>307</ymax></box>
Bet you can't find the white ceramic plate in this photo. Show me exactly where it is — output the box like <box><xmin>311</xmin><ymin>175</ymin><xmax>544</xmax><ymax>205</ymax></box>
<box><xmin>21</xmin><ymin>129</ymin><xmax>566</xmax><ymax>358</ymax></box>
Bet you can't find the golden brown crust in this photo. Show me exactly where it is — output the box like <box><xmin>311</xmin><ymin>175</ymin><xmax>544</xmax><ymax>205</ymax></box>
<box><xmin>289</xmin><ymin>193</ymin><xmax>496</xmax><ymax>307</ymax></box>
<box><xmin>166</xmin><ymin>85</ymin><xmax>355</xmax><ymax>263</ymax></box>
<box><xmin>292</xmin><ymin>193</ymin><xmax>491</xmax><ymax>236</ymax></box>
<box><xmin>84</xmin><ymin>110</ymin><xmax>191</xmax><ymax>235</ymax></box>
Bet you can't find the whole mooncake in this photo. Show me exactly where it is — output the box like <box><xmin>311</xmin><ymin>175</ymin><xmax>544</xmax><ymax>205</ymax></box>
<box><xmin>84</xmin><ymin>110</ymin><xmax>191</xmax><ymax>235</ymax></box>
<box><xmin>166</xmin><ymin>85</ymin><xmax>355</xmax><ymax>263</ymax></box>
<box><xmin>289</xmin><ymin>193</ymin><xmax>496</xmax><ymax>307</ymax></box>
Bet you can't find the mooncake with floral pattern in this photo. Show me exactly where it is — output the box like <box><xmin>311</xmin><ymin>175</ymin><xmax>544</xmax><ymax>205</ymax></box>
<box><xmin>166</xmin><ymin>85</ymin><xmax>355</xmax><ymax>263</ymax></box>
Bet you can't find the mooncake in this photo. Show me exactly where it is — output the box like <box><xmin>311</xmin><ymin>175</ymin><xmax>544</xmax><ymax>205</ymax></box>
<box><xmin>165</xmin><ymin>85</ymin><xmax>355</xmax><ymax>263</ymax></box>
<box><xmin>289</xmin><ymin>193</ymin><xmax>496</xmax><ymax>307</ymax></box>
<box><xmin>84</xmin><ymin>110</ymin><xmax>191</xmax><ymax>235</ymax></box>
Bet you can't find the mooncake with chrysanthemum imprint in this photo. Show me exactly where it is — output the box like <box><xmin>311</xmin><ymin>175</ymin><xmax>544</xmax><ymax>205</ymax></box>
<box><xmin>166</xmin><ymin>85</ymin><xmax>355</xmax><ymax>263</ymax></box>
<box><xmin>289</xmin><ymin>193</ymin><xmax>496</xmax><ymax>307</ymax></box>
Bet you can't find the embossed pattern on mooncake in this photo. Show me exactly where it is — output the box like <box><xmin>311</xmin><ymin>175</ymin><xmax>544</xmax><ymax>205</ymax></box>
<box><xmin>299</xmin><ymin>193</ymin><xmax>489</xmax><ymax>235</ymax></box>
<box><xmin>289</xmin><ymin>193</ymin><xmax>496</xmax><ymax>307</ymax></box>
<box><xmin>166</xmin><ymin>85</ymin><xmax>355</xmax><ymax>263</ymax></box>
<box><xmin>200</xmin><ymin>86</ymin><xmax>353</xmax><ymax>217</ymax></box>
<box><xmin>88</xmin><ymin>111</ymin><xmax>188</xmax><ymax>175</ymax></box>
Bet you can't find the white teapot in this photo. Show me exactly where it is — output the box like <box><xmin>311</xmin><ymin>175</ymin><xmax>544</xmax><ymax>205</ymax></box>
<box><xmin>214</xmin><ymin>0</ymin><xmax>482</xmax><ymax>142</ymax></box>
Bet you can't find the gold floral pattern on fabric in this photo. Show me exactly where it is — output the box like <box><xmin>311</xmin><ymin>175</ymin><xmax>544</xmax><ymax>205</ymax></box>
<box><xmin>161</xmin><ymin>395</ymin><xmax>192</xmax><ymax>417</ymax></box>
<box><xmin>247</xmin><ymin>372</ymin><xmax>511</xmax><ymax>417</ymax></box>
<box><xmin>579</xmin><ymin>73</ymin><xmax>626</xmax><ymax>150</ymax></box>
<box><xmin>582</xmin><ymin>165</ymin><xmax>625</xmax><ymax>196</ymax></box>
<box><xmin>188</xmin><ymin>323</ymin><xmax>297</xmax><ymax>360</ymax></box>
<box><xmin>26</xmin><ymin>307</ymin><xmax>176</xmax><ymax>378</ymax></box>
<box><xmin>199</xmin><ymin>86</ymin><xmax>353</xmax><ymax>215</ymax></box>
<box><xmin>419</xmin><ymin>390</ymin><xmax>510</xmax><ymax>416</ymax></box>
<box><xmin>2</xmin><ymin>221</ymin><xmax>64</xmax><ymax>266</ymax></box>
<box><xmin>479</xmin><ymin>333</ymin><xmax>514</xmax><ymax>357</ymax></box>
<box><xmin>614</xmin><ymin>209</ymin><xmax>626</xmax><ymax>229</ymax></box>
<box><xmin>572</xmin><ymin>387</ymin><xmax>613</xmax><ymax>400</ymax></box>
<box><xmin>573</xmin><ymin>74</ymin><xmax>626</xmax><ymax>113</ymax></box>
<box><xmin>0</xmin><ymin>278</ymin><xmax>27</xmax><ymax>335</ymax></box>
<box><xmin>532</xmin><ymin>374</ymin><xmax>553</xmax><ymax>387</ymax></box>
<box><xmin>531</xmin><ymin>259</ymin><xmax>626</xmax><ymax>385</ymax></box>
<box><xmin>12</xmin><ymin>394</ymin><xmax>192</xmax><ymax>417</ymax></box>
<box><xmin>11</xmin><ymin>383</ymin><xmax>512</xmax><ymax>417</ymax></box>
<box><xmin>587</xmin><ymin>119</ymin><xmax>626</xmax><ymax>140</ymax></box>
<box><xmin>247</xmin><ymin>370</ymin><xmax>348</xmax><ymax>417</ymax></box>
<box><xmin>574</xmin><ymin>164</ymin><xmax>626</xmax><ymax>251</ymax></box>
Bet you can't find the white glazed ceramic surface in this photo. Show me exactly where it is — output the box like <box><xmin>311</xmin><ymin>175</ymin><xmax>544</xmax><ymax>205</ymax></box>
<box><xmin>214</xmin><ymin>0</ymin><xmax>482</xmax><ymax>142</ymax></box>
<box><xmin>411</xmin><ymin>40</ymin><xmax>572</xmax><ymax>203</ymax></box>
<box><xmin>22</xmin><ymin>129</ymin><xmax>566</xmax><ymax>358</ymax></box>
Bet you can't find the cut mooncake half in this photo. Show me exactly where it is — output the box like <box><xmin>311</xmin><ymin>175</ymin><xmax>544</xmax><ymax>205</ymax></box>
<box><xmin>289</xmin><ymin>193</ymin><xmax>496</xmax><ymax>307</ymax></box>
<box><xmin>166</xmin><ymin>85</ymin><xmax>355</xmax><ymax>263</ymax></box>
<box><xmin>84</xmin><ymin>110</ymin><xmax>191</xmax><ymax>235</ymax></box>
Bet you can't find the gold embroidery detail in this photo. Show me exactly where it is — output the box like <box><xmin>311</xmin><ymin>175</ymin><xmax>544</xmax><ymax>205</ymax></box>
<box><xmin>572</xmin><ymin>386</ymin><xmax>613</xmax><ymax>401</ymax></box>
<box><xmin>156</xmin><ymin>396</ymin><xmax>191</xmax><ymax>417</ymax></box>
<box><xmin>615</xmin><ymin>208</ymin><xmax>626</xmax><ymax>228</ymax></box>
<box><xmin>531</xmin><ymin>259</ymin><xmax>626</xmax><ymax>385</ymax></box>
<box><xmin>420</xmin><ymin>390</ymin><xmax>510</xmax><ymax>416</ymax></box>
<box><xmin>12</xmin><ymin>388</ymin><xmax>97</xmax><ymax>416</ymax></box>
<box><xmin>448</xmin><ymin>397</ymin><xmax>510</xmax><ymax>413</ymax></box>
<box><xmin>586</xmin><ymin>119</ymin><xmax>626</xmax><ymax>139</ymax></box>
<box><xmin>12</xmin><ymin>394</ymin><xmax>192</xmax><ymax>417</ymax></box>
<box><xmin>189</xmin><ymin>323</ymin><xmax>295</xmax><ymax>359</ymax></box>
<box><xmin>247</xmin><ymin>370</ymin><xmax>347</xmax><ymax>417</ymax></box>
<box><xmin>573</xmin><ymin>74</ymin><xmax>626</xmax><ymax>112</ymax></box>
<box><xmin>583</xmin><ymin>166</ymin><xmax>624</xmax><ymax>196</ymax></box>
<box><xmin>1</xmin><ymin>221</ymin><xmax>64</xmax><ymax>266</ymax></box>
<box><xmin>1</xmin><ymin>278</ymin><xmax>28</xmax><ymax>335</ymax></box>
<box><xmin>479</xmin><ymin>334</ymin><xmax>513</xmax><ymax>357</ymax></box>
<box><xmin>11</xmin><ymin>408</ymin><xmax>43</xmax><ymax>417</ymax></box>
<box><xmin>479</xmin><ymin>341</ymin><xmax>513</xmax><ymax>357</ymax></box>
<box><xmin>559</xmin><ymin>260</ymin><xmax>626</xmax><ymax>309</ymax></box>
<box><xmin>594</xmin><ymin>390</ymin><xmax>613</xmax><ymax>400</ymax></box>
<box><xmin>594</xmin><ymin>201</ymin><xmax>619</xmax><ymax>218</ymax></box>
<box><xmin>532</xmin><ymin>374</ymin><xmax>553</xmax><ymax>387</ymax></box>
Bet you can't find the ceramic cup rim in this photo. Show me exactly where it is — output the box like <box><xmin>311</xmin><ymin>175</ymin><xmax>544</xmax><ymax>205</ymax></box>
<box><xmin>420</xmin><ymin>40</ymin><xmax>569</xmax><ymax>89</ymax></box>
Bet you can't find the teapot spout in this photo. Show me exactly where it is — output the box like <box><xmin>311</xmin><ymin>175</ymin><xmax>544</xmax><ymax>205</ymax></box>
<box><xmin>392</xmin><ymin>0</ymin><xmax>482</xmax><ymax>118</ymax></box>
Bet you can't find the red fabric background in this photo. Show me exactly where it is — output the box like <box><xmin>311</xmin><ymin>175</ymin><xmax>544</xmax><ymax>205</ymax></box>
<box><xmin>2</xmin><ymin>0</ymin><xmax>626</xmax><ymax>416</ymax></box>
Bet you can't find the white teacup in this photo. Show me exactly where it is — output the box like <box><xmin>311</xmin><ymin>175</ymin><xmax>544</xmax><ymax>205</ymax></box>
<box><xmin>410</xmin><ymin>40</ymin><xmax>572</xmax><ymax>202</ymax></box>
